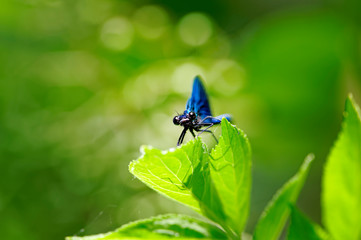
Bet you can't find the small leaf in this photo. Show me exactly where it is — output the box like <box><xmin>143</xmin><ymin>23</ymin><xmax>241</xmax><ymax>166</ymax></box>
<box><xmin>129</xmin><ymin>139</ymin><xmax>205</xmax><ymax>213</ymax></box>
<box><xmin>66</xmin><ymin>214</ymin><xmax>227</xmax><ymax>239</ymax></box>
<box><xmin>288</xmin><ymin>206</ymin><xmax>329</xmax><ymax>240</ymax></box>
<box><xmin>253</xmin><ymin>154</ymin><xmax>315</xmax><ymax>240</ymax></box>
<box><xmin>210</xmin><ymin>118</ymin><xmax>252</xmax><ymax>235</ymax></box>
<box><xmin>322</xmin><ymin>94</ymin><xmax>361</xmax><ymax>240</ymax></box>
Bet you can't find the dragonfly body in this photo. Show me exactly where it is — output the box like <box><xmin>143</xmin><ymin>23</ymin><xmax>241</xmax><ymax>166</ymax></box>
<box><xmin>173</xmin><ymin>76</ymin><xmax>231</xmax><ymax>146</ymax></box>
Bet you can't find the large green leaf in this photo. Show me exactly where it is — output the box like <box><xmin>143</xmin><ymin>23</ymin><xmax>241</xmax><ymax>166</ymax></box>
<box><xmin>66</xmin><ymin>214</ymin><xmax>227</xmax><ymax>240</ymax></box>
<box><xmin>129</xmin><ymin>138</ymin><xmax>227</xmax><ymax>229</ymax></box>
<box><xmin>322</xmin><ymin>95</ymin><xmax>361</xmax><ymax>240</ymax></box>
<box><xmin>210</xmin><ymin>118</ymin><xmax>251</xmax><ymax>235</ymax></box>
<box><xmin>288</xmin><ymin>207</ymin><xmax>328</xmax><ymax>240</ymax></box>
<box><xmin>129</xmin><ymin>139</ymin><xmax>205</xmax><ymax>213</ymax></box>
<box><xmin>253</xmin><ymin>154</ymin><xmax>315</xmax><ymax>240</ymax></box>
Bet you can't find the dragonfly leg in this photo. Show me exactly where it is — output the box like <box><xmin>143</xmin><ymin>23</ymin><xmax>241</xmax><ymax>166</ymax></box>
<box><xmin>177</xmin><ymin>127</ymin><xmax>188</xmax><ymax>146</ymax></box>
<box><xmin>196</xmin><ymin>124</ymin><xmax>214</xmax><ymax>136</ymax></box>
<box><xmin>189</xmin><ymin>128</ymin><xmax>196</xmax><ymax>138</ymax></box>
<box><xmin>195</xmin><ymin>124</ymin><xmax>218</xmax><ymax>144</ymax></box>
<box><xmin>197</xmin><ymin>116</ymin><xmax>213</xmax><ymax>124</ymax></box>
<box><xmin>195</xmin><ymin>122</ymin><xmax>213</xmax><ymax>127</ymax></box>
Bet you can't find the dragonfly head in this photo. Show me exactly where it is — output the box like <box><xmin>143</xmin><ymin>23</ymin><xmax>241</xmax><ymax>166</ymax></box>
<box><xmin>188</xmin><ymin>111</ymin><xmax>196</xmax><ymax>120</ymax></box>
<box><xmin>173</xmin><ymin>112</ymin><xmax>197</xmax><ymax>126</ymax></box>
<box><xmin>173</xmin><ymin>116</ymin><xmax>180</xmax><ymax>125</ymax></box>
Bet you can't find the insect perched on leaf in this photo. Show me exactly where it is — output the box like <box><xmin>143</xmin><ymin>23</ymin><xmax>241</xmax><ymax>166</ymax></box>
<box><xmin>173</xmin><ymin>76</ymin><xmax>231</xmax><ymax>146</ymax></box>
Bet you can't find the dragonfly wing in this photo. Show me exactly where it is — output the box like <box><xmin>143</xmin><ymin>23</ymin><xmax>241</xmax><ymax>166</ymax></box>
<box><xmin>185</xmin><ymin>76</ymin><xmax>212</xmax><ymax>118</ymax></box>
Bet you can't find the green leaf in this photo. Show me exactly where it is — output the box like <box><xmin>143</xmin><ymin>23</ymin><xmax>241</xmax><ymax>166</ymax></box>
<box><xmin>129</xmin><ymin>138</ymin><xmax>228</xmax><ymax>229</ymax></box>
<box><xmin>322</xmin><ymin>94</ymin><xmax>361</xmax><ymax>240</ymax></box>
<box><xmin>288</xmin><ymin>206</ymin><xmax>329</xmax><ymax>240</ymax></box>
<box><xmin>186</xmin><ymin>151</ymin><xmax>227</xmax><ymax>228</ymax></box>
<box><xmin>253</xmin><ymin>154</ymin><xmax>315</xmax><ymax>240</ymax></box>
<box><xmin>131</xmin><ymin>121</ymin><xmax>263</xmax><ymax>239</ymax></box>
<box><xmin>129</xmin><ymin>139</ymin><xmax>205</xmax><ymax>213</ymax></box>
<box><xmin>66</xmin><ymin>214</ymin><xmax>227</xmax><ymax>240</ymax></box>
<box><xmin>209</xmin><ymin>118</ymin><xmax>252</xmax><ymax>235</ymax></box>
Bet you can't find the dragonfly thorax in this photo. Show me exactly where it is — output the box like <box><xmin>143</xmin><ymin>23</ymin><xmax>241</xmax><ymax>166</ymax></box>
<box><xmin>173</xmin><ymin>112</ymin><xmax>199</xmax><ymax>128</ymax></box>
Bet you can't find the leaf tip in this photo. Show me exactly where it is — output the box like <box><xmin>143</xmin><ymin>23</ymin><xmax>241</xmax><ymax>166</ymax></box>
<box><xmin>345</xmin><ymin>93</ymin><xmax>361</xmax><ymax>119</ymax></box>
<box><xmin>128</xmin><ymin>160</ymin><xmax>135</xmax><ymax>173</ymax></box>
<box><xmin>128</xmin><ymin>145</ymin><xmax>153</xmax><ymax>174</ymax></box>
<box><xmin>221</xmin><ymin>116</ymin><xmax>231</xmax><ymax>125</ymax></box>
<box><xmin>304</xmin><ymin>153</ymin><xmax>315</xmax><ymax>166</ymax></box>
<box><xmin>140</xmin><ymin>145</ymin><xmax>153</xmax><ymax>154</ymax></box>
<box><xmin>347</xmin><ymin>92</ymin><xmax>354</xmax><ymax>100</ymax></box>
<box><xmin>298</xmin><ymin>153</ymin><xmax>315</xmax><ymax>176</ymax></box>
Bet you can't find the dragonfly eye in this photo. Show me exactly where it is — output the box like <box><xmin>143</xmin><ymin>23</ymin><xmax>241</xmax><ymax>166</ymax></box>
<box><xmin>189</xmin><ymin>112</ymin><xmax>196</xmax><ymax>119</ymax></box>
<box><xmin>173</xmin><ymin>116</ymin><xmax>180</xmax><ymax>125</ymax></box>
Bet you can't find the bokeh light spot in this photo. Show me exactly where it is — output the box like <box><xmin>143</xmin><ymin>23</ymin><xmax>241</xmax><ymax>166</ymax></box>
<box><xmin>209</xmin><ymin>59</ymin><xmax>245</xmax><ymax>95</ymax></box>
<box><xmin>177</xmin><ymin>13</ymin><xmax>213</xmax><ymax>46</ymax></box>
<box><xmin>100</xmin><ymin>17</ymin><xmax>134</xmax><ymax>51</ymax></box>
<box><xmin>172</xmin><ymin>63</ymin><xmax>205</xmax><ymax>93</ymax></box>
<box><xmin>133</xmin><ymin>5</ymin><xmax>169</xmax><ymax>40</ymax></box>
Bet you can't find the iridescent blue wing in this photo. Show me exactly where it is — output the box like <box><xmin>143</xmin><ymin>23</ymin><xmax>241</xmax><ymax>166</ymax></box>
<box><xmin>185</xmin><ymin>76</ymin><xmax>212</xmax><ymax>119</ymax></box>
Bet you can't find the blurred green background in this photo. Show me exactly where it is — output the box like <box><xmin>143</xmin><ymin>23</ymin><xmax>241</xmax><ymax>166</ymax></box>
<box><xmin>1</xmin><ymin>0</ymin><xmax>361</xmax><ymax>239</ymax></box>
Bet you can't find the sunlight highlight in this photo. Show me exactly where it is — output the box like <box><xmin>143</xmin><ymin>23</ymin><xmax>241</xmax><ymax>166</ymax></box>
<box><xmin>100</xmin><ymin>17</ymin><xmax>134</xmax><ymax>51</ymax></box>
<box><xmin>177</xmin><ymin>13</ymin><xmax>213</xmax><ymax>46</ymax></box>
<box><xmin>171</xmin><ymin>63</ymin><xmax>206</xmax><ymax>93</ymax></box>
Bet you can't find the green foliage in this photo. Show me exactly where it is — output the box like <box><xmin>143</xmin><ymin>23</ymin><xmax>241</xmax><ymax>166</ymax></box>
<box><xmin>288</xmin><ymin>207</ymin><xmax>328</xmax><ymax>240</ymax></box>
<box><xmin>68</xmin><ymin>119</ymin><xmax>313</xmax><ymax>240</ymax></box>
<box><xmin>129</xmin><ymin>139</ymin><xmax>205</xmax><ymax>213</ymax></box>
<box><xmin>67</xmin><ymin>95</ymin><xmax>361</xmax><ymax>240</ymax></box>
<box><xmin>130</xmin><ymin>119</ymin><xmax>250</xmax><ymax>239</ymax></box>
<box><xmin>68</xmin><ymin>119</ymin><xmax>252</xmax><ymax>239</ymax></box>
<box><xmin>253</xmin><ymin>154</ymin><xmax>314</xmax><ymax>240</ymax></box>
<box><xmin>289</xmin><ymin>94</ymin><xmax>361</xmax><ymax>240</ymax></box>
<box><xmin>210</xmin><ymin>118</ymin><xmax>251</xmax><ymax>234</ymax></box>
<box><xmin>66</xmin><ymin>214</ymin><xmax>227</xmax><ymax>240</ymax></box>
<box><xmin>322</xmin><ymin>94</ymin><xmax>361</xmax><ymax>240</ymax></box>
<box><xmin>2</xmin><ymin>1</ymin><xmax>360</xmax><ymax>239</ymax></box>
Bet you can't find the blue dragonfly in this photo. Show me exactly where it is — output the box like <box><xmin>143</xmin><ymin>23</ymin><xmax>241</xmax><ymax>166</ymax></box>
<box><xmin>173</xmin><ymin>76</ymin><xmax>231</xmax><ymax>146</ymax></box>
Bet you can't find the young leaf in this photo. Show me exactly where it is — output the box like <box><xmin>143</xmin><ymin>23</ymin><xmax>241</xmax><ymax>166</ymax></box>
<box><xmin>322</xmin><ymin>95</ymin><xmax>361</xmax><ymax>240</ymax></box>
<box><xmin>288</xmin><ymin>206</ymin><xmax>329</xmax><ymax>240</ymax></box>
<box><xmin>129</xmin><ymin>139</ymin><xmax>205</xmax><ymax>213</ymax></box>
<box><xmin>66</xmin><ymin>214</ymin><xmax>228</xmax><ymax>239</ymax></box>
<box><xmin>210</xmin><ymin>118</ymin><xmax>252</xmax><ymax>235</ymax></box>
<box><xmin>253</xmin><ymin>154</ymin><xmax>315</xmax><ymax>240</ymax></box>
